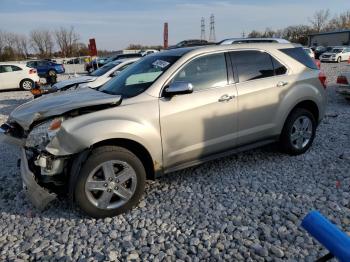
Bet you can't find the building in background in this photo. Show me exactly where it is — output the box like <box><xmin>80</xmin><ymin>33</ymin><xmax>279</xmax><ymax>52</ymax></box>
<box><xmin>308</xmin><ymin>30</ymin><xmax>350</xmax><ymax>47</ymax></box>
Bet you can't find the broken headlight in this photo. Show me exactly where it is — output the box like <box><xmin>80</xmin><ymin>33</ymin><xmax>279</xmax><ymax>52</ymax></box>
<box><xmin>26</xmin><ymin>117</ymin><xmax>63</xmax><ymax>148</ymax></box>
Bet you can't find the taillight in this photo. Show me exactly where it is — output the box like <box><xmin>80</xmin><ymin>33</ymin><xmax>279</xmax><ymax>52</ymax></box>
<box><xmin>29</xmin><ymin>69</ymin><xmax>37</xmax><ymax>74</ymax></box>
<box><xmin>337</xmin><ymin>75</ymin><xmax>349</xmax><ymax>85</ymax></box>
<box><xmin>314</xmin><ymin>59</ymin><xmax>321</xmax><ymax>69</ymax></box>
<box><xmin>318</xmin><ymin>71</ymin><xmax>327</xmax><ymax>89</ymax></box>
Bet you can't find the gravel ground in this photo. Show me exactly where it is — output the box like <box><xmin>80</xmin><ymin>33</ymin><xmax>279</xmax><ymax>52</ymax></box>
<box><xmin>0</xmin><ymin>62</ymin><xmax>349</xmax><ymax>261</ymax></box>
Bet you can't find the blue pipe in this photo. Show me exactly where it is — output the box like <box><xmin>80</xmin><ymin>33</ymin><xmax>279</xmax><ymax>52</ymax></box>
<box><xmin>301</xmin><ymin>211</ymin><xmax>350</xmax><ymax>262</ymax></box>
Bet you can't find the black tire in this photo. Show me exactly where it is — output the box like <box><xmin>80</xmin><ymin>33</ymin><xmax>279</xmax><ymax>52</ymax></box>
<box><xmin>73</xmin><ymin>146</ymin><xmax>146</xmax><ymax>218</ymax></box>
<box><xmin>337</xmin><ymin>57</ymin><xmax>341</xmax><ymax>63</ymax></box>
<box><xmin>280</xmin><ymin>108</ymin><xmax>316</xmax><ymax>155</ymax></box>
<box><xmin>47</xmin><ymin>70</ymin><xmax>57</xmax><ymax>77</ymax></box>
<box><xmin>20</xmin><ymin>79</ymin><xmax>34</xmax><ymax>90</ymax></box>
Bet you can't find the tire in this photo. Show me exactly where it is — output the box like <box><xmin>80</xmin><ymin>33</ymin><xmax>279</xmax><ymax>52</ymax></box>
<box><xmin>280</xmin><ymin>108</ymin><xmax>316</xmax><ymax>155</ymax></box>
<box><xmin>47</xmin><ymin>70</ymin><xmax>57</xmax><ymax>77</ymax></box>
<box><xmin>73</xmin><ymin>146</ymin><xmax>146</xmax><ymax>218</ymax></box>
<box><xmin>20</xmin><ymin>79</ymin><xmax>34</xmax><ymax>90</ymax></box>
<box><xmin>337</xmin><ymin>57</ymin><xmax>341</xmax><ymax>63</ymax></box>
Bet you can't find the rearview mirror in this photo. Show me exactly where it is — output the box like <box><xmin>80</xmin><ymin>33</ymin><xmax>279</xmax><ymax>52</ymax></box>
<box><xmin>164</xmin><ymin>81</ymin><xmax>193</xmax><ymax>96</ymax></box>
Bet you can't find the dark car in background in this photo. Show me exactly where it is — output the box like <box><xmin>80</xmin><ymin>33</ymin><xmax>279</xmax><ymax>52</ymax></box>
<box><xmin>85</xmin><ymin>53</ymin><xmax>142</xmax><ymax>73</ymax></box>
<box><xmin>313</xmin><ymin>46</ymin><xmax>334</xmax><ymax>59</ymax></box>
<box><xmin>167</xmin><ymin>39</ymin><xmax>212</xmax><ymax>49</ymax></box>
<box><xmin>26</xmin><ymin>60</ymin><xmax>65</xmax><ymax>78</ymax></box>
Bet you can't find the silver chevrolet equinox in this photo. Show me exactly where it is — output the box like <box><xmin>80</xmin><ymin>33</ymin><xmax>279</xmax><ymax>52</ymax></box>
<box><xmin>0</xmin><ymin>43</ymin><xmax>327</xmax><ymax>218</ymax></box>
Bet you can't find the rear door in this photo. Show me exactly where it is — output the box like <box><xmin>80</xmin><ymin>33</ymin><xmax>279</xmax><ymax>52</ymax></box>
<box><xmin>159</xmin><ymin>52</ymin><xmax>238</xmax><ymax>169</ymax></box>
<box><xmin>0</xmin><ymin>65</ymin><xmax>19</xmax><ymax>89</ymax></box>
<box><xmin>229</xmin><ymin>50</ymin><xmax>288</xmax><ymax>146</ymax></box>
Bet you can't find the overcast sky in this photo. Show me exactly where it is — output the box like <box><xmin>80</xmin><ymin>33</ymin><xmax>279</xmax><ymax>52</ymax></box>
<box><xmin>0</xmin><ymin>0</ymin><xmax>348</xmax><ymax>50</ymax></box>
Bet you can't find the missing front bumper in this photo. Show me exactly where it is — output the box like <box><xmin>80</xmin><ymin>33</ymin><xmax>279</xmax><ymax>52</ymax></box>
<box><xmin>20</xmin><ymin>148</ymin><xmax>57</xmax><ymax>210</ymax></box>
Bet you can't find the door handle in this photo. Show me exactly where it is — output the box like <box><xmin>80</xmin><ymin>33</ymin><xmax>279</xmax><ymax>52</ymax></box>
<box><xmin>277</xmin><ymin>81</ymin><xmax>288</xmax><ymax>87</ymax></box>
<box><xmin>218</xmin><ymin>94</ymin><xmax>234</xmax><ymax>102</ymax></box>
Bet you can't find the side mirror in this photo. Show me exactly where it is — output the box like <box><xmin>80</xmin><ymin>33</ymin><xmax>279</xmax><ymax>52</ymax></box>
<box><xmin>164</xmin><ymin>81</ymin><xmax>193</xmax><ymax>96</ymax></box>
<box><xmin>110</xmin><ymin>71</ymin><xmax>120</xmax><ymax>77</ymax></box>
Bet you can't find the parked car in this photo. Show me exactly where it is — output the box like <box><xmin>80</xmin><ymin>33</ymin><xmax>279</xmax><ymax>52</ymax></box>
<box><xmin>303</xmin><ymin>47</ymin><xmax>315</xmax><ymax>58</ymax></box>
<box><xmin>32</xmin><ymin>58</ymin><xmax>140</xmax><ymax>97</ymax></box>
<box><xmin>67</xmin><ymin>58</ymin><xmax>81</xmax><ymax>64</ymax></box>
<box><xmin>85</xmin><ymin>54</ymin><xmax>143</xmax><ymax>73</ymax></box>
<box><xmin>140</xmin><ymin>49</ymin><xmax>159</xmax><ymax>56</ymax></box>
<box><xmin>26</xmin><ymin>60</ymin><xmax>65</xmax><ymax>78</ymax></box>
<box><xmin>1</xmin><ymin>43</ymin><xmax>326</xmax><ymax>218</ymax></box>
<box><xmin>167</xmin><ymin>39</ymin><xmax>211</xmax><ymax>49</ymax></box>
<box><xmin>219</xmin><ymin>38</ymin><xmax>290</xmax><ymax>45</ymax></box>
<box><xmin>319</xmin><ymin>46</ymin><xmax>350</xmax><ymax>63</ymax></box>
<box><xmin>313</xmin><ymin>46</ymin><xmax>334</xmax><ymax>59</ymax></box>
<box><xmin>336</xmin><ymin>72</ymin><xmax>350</xmax><ymax>100</ymax></box>
<box><xmin>0</xmin><ymin>63</ymin><xmax>40</xmax><ymax>90</ymax></box>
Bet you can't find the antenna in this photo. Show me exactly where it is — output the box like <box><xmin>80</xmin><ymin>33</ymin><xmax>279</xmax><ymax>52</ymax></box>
<box><xmin>209</xmin><ymin>14</ymin><xmax>216</xmax><ymax>42</ymax></box>
<box><xmin>201</xmin><ymin>17</ymin><xmax>206</xmax><ymax>41</ymax></box>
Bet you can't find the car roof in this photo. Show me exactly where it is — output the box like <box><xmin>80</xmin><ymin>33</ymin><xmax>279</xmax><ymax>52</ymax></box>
<box><xmin>220</xmin><ymin>38</ymin><xmax>290</xmax><ymax>44</ymax></box>
<box><xmin>158</xmin><ymin>43</ymin><xmax>298</xmax><ymax>57</ymax></box>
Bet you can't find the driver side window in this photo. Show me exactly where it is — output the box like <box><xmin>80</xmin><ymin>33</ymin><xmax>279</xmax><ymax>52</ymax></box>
<box><xmin>173</xmin><ymin>53</ymin><xmax>228</xmax><ymax>92</ymax></box>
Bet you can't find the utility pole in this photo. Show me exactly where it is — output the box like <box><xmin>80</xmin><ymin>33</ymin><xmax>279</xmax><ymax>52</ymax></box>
<box><xmin>201</xmin><ymin>17</ymin><xmax>206</xmax><ymax>41</ymax></box>
<box><xmin>163</xmin><ymin>22</ymin><xmax>168</xmax><ymax>49</ymax></box>
<box><xmin>209</xmin><ymin>14</ymin><xmax>216</xmax><ymax>42</ymax></box>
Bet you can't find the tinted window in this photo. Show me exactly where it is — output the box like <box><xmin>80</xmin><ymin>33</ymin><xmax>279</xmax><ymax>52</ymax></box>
<box><xmin>173</xmin><ymin>53</ymin><xmax>228</xmax><ymax>91</ymax></box>
<box><xmin>0</xmin><ymin>65</ymin><xmax>14</xmax><ymax>72</ymax></box>
<box><xmin>271</xmin><ymin>57</ymin><xmax>287</xmax><ymax>75</ymax></box>
<box><xmin>26</xmin><ymin>61</ymin><xmax>37</xmax><ymax>67</ymax></box>
<box><xmin>100</xmin><ymin>55</ymin><xmax>180</xmax><ymax>98</ymax></box>
<box><xmin>230</xmin><ymin>51</ymin><xmax>274</xmax><ymax>82</ymax></box>
<box><xmin>280</xmin><ymin>47</ymin><xmax>318</xmax><ymax>69</ymax></box>
<box><xmin>11</xmin><ymin>65</ymin><xmax>22</xmax><ymax>71</ymax></box>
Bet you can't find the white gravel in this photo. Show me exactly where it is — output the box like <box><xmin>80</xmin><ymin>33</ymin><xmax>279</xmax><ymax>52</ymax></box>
<box><xmin>0</xmin><ymin>62</ymin><xmax>349</xmax><ymax>261</ymax></box>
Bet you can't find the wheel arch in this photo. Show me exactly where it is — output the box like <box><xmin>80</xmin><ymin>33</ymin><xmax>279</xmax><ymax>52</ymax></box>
<box><xmin>91</xmin><ymin>138</ymin><xmax>158</xmax><ymax>180</ymax></box>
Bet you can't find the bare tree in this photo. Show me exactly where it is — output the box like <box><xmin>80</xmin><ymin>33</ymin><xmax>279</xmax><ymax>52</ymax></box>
<box><xmin>30</xmin><ymin>29</ymin><xmax>54</xmax><ymax>58</ymax></box>
<box><xmin>326</xmin><ymin>10</ymin><xmax>350</xmax><ymax>30</ymax></box>
<box><xmin>54</xmin><ymin>26</ymin><xmax>79</xmax><ymax>57</ymax></box>
<box><xmin>308</xmin><ymin>9</ymin><xmax>330</xmax><ymax>32</ymax></box>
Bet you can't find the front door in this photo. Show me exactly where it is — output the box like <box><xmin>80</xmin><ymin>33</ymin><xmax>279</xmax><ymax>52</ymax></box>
<box><xmin>159</xmin><ymin>52</ymin><xmax>238</xmax><ymax>169</ymax></box>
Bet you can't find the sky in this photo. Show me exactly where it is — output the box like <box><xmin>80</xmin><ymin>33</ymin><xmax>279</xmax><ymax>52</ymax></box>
<box><xmin>0</xmin><ymin>0</ymin><xmax>348</xmax><ymax>50</ymax></box>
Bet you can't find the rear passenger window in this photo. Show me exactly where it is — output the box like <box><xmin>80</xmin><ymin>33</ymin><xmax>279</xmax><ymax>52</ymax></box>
<box><xmin>11</xmin><ymin>66</ymin><xmax>22</xmax><ymax>71</ymax></box>
<box><xmin>173</xmin><ymin>53</ymin><xmax>228</xmax><ymax>91</ymax></box>
<box><xmin>230</xmin><ymin>51</ymin><xmax>274</xmax><ymax>82</ymax></box>
<box><xmin>271</xmin><ymin>57</ymin><xmax>287</xmax><ymax>75</ymax></box>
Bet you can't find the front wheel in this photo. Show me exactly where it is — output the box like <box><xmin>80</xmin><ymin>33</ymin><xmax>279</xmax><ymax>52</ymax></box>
<box><xmin>20</xmin><ymin>79</ymin><xmax>34</xmax><ymax>90</ymax></box>
<box><xmin>280</xmin><ymin>108</ymin><xmax>316</xmax><ymax>155</ymax></box>
<box><xmin>73</xmin><ymin>146</ymin><xmax>146</xmax><ymax>218</ymax></box>
<box><xmin>337</xmin><ymin>57</ymin><xmax>341</xmax><ymax>63</ymax></box>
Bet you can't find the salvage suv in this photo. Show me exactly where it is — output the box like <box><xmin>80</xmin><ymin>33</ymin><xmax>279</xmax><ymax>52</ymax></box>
<box><xmin>0</xmin><ymin>43</ymin><xmax>327</xmax><ymax>218</ymax></box>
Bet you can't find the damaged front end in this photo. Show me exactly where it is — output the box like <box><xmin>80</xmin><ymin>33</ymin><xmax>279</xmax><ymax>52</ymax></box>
<box><xmin>1</xmin><ymin>88</ymin><xmax>123</xmax><ymax>210</ymax></box>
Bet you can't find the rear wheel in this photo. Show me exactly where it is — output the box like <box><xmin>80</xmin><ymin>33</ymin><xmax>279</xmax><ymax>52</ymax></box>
<box><xmin>73</xmin><ymin>146</ymin><xmax>146</xmax><ymax>218</ymax></box>
<box><xmin>280</xmin><ymin>108</ymin><xmax>316</xmax><ymax>155</ymax></box>
<box><xmin>337</xmin><ymin>57</ymin><xmax>342</xmax><ymax>63</ymax></box>
<box><xmin>20</xmin><ymin>79</ymin><xmax>34</xmax><ymax>90</ymax></box>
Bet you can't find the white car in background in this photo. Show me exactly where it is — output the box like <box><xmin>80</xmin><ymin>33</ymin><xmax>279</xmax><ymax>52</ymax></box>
<box><xmin>0</xmin><ymin>63</ymin><xmax>40</xmax><ymax>90</ymax></box>
<box><xmin>53</xmin><ymin>58</ymin><xmax>140</xmax><ymax>91</ymax></box>
<box><xmin>319</xmin><ymin>47</ymin><xmax>350</xmax><ymax>63</ymax></box>
<box><xmin>303</xmin><ymin>47</ymin><xmax>315</xmax><ymax>58</ymax></box>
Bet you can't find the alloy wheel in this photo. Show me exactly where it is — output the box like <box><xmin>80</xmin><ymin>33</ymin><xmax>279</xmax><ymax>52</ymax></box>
<box><xmin>85</xmin><ymin>160</ymin><xmax>137</xmax><ymax>210</ymax></box>
<box><xmin>290</xmin><ymin>116</ymin><xmax>313</xmax><ymax>150</ymax></box>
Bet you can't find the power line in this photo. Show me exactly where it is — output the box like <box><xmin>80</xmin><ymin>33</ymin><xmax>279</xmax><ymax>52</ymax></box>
<box><xmin>201</xmin><ymin>17</ymin><xmax>206</xmax><ymax>41</ymax></box>
<box><xmin>209</xmin><ymin>14</ymin><xmax>216</xmax><ymax>42</ymax></box>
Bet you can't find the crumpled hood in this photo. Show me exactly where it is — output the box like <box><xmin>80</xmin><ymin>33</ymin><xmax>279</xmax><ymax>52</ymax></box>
<box><xmin>52</xmin><ymin>75</ymin><xmax>97</xmax><ymax>89</ymax></box>
<box><xmin>9</xmin><ymin>88</ymin><xmax>121</xmax><ymax>130</ymax></box>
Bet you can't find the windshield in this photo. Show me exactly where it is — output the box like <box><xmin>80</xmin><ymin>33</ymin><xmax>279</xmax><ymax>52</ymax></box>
<box><xmin>99</xmin><ymin>55</ymin><xmax>180</xmax><ymax>97</ymax></box>
<box><xmin>90</xmin><ymin>61</ymin><xmax>121</xmax><ymax>77</ymax></box>
<box><xmin>331</xmin><ymin>48</ymin><xmax>343</xmax><ymax>53</ymax></box>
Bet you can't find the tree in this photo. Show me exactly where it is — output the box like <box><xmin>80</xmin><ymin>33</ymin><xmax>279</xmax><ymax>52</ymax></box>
<box><xmin>30</xmin><ymin>29</ymin><xmax>54</xmax><ymax>58</ymax></box>
<box><xmin>247</xmin><ymin>30</ymin><xmax>263</xmax><ymax>38</ymax></box>
<box><xmin>326</xmin><ymin>11</ymin><xmax>350</xmax><ymax>30</ymax></box>
<box><xmin>54</xmin><ymin>26</ymin><xmax>79</xmax><ymax>57</ymax></box>
<box><xmin>308</xmin><ymin>9</ymin><xmax>330</xmax><ymax>32</ymax></box>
